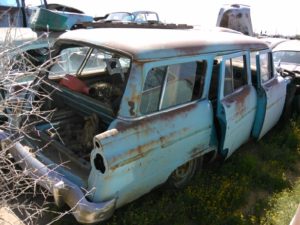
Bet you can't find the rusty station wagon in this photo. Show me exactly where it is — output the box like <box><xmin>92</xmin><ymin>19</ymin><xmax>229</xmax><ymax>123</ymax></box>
<box><xmin>4</xmin><ymin>26</ymin><xmax>288</xmax><ymax>223</ymax></box>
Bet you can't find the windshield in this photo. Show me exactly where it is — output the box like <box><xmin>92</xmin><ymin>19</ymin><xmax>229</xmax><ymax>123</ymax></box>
<box><xmin>49</xmin><ymin>45</ymin><xmax>131</xmax><ymax>78</ymax></box>
<box><xmin>133</xmin><ymin>12</ymin><xmax>159</xmax><ymax>22</ymax></box>
<box><xmin>105</xmin><ymin>12</ymin><xmax>133</xmax><ymax>22</ymax></box>
<box><xmin>273</xmin><ymin>51</ymin><xmax>300</xmax><ymax>65</ymax></box>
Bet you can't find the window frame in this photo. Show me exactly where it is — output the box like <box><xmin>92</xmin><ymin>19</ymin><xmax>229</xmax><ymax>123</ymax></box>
<box><xmin>49</xmin><ymin>44</ymin><xmax>131</xmax><ymax>79</ymax></box>
<box><xmin>256</xmin><ymin>50</ymin><xmax>274</xmax><ymax>83</ymax></box>
<box><xmin>219</xmin><ymin>51</ymin><xmax>250</xmax><ymax>99</ymax></box>
<box><xmin>140</xmin><ymin>55</ymin><xmax>212</xmax><ymax>115</ymax></box>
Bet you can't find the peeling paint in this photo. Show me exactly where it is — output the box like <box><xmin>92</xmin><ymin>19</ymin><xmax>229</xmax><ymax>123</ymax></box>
<box><xmin>222</xmin><ymin>85</ymin><xmax>251</xmax><ymax>117</ymax></box>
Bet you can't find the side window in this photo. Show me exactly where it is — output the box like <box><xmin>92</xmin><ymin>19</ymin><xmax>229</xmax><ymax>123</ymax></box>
<box><xmin>260</xmin><ymin>53</ymin><xmax>273</xmax><ymax>83</ymax></box>
<box><xmin>250</xmin><ymin>51</ymin><xmax>258</xmax><ymax>86</ymax></box>
<box><xmin>223</xmin><ymin>55</ymin><xmax>248</xmax><ymax>96</ymax></box>
<box><xmin>160</xmin><ymin>62</ymin><xmax>199</xmax><ymax>109</ymax></box>
<box><xmin>224</xmin><ymin>59</ymin><xmax>234</xmax><ymax>96</ymax></box>
<box><xmin>140</xmin><ymin>66</ymin><xmax>167</xmax><ymax>114</ymax></box>
<box><xmin>209</xmin><ymin>57</ymin><xmax>221</xmax><ymax>101</ymax></box>
<box><xmin>140</xmin><ymin>61</ymin><xmax>206</xmax><ymax>115</ymax></box>
<box><xmin>193</xmin><ymin>61</ymin><xmax>207</xmax><ymax>100</ymax></box>
<box><xmin>50</xmin><ymin>46</ymin><xmax>90</xmax><ymax>76</ymax></box>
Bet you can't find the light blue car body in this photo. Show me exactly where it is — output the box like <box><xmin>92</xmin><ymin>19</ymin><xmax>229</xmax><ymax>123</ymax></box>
<box><xmin>7</xmin><ymin>27</ymin><xmax>288</xmax><ymax>224</ymax></box>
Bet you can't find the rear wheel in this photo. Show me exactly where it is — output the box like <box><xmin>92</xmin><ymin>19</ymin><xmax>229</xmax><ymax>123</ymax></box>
<box><xmin>167</xmin><ymin>157</ymin><xmax>203</xmax><ymax>189</ymax></box>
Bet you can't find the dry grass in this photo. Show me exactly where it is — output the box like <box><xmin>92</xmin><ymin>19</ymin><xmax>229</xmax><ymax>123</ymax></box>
<box><xmin>0</xmin><ymin>28</ymin><xmax>69</xmax><ymax>225</ymax></box>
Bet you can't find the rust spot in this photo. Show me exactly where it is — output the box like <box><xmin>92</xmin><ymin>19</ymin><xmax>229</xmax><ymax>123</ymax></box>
<box><xmin>125</xmin><ymin>63</ymin><xmax>142</xmax><ymax>116</ymax></box>
<box><xmin>222</xmin><ymin>85</ymin><xmax>251</xmax><ymax>117</ymax></box>
<box><xmin>115</xmin><ymin>103</ymin><xmax>197</xmax><ymax>132</ymax></box>
<box><xmin>128</xmin><ymin>101</ymin><xmax>135</xmax><ymax>116</ymax></box>
<box><xmin>109</xmin><ymin>104</ymin><xmax>203</xmax><ymax>171</ymax></box>
<box><xmin>109</xmin><ymin>127</ymin><xmax>194</xmax><ymax>171</ymax></box>
<box><xmin>132</xmin><ymin>60</ymin><xmax>144</xmax><ymax>67</ymax></box>
<box><xmin>173</xmin><ymin>44</ymin><xmax>206</xmax><ymax>57</ymax></box>
<box><xmin>109</xmin><ymin>139</ymin><xmax>158</xmax><ymax>171</ymax></box>
<box><xmin>159</xmin><ymin>127</ymin><xmax>191</xmax><ymax>148</ymax></box>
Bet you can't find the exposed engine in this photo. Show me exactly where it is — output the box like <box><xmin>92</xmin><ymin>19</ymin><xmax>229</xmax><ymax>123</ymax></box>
<box><xmin>39</xmin><ymin>109</ymin><xmax>106</xmax><ymax>161</ymax></box>
<box><xmin>35</xmin><ymin>72</ymin><xmax>124</xmax><ymax>163</ymax></box>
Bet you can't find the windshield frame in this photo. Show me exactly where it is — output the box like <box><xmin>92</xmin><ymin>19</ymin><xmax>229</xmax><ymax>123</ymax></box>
<box><xmin>273</xmin><ymin>50</ymin><xmax>300</xmax><ymax>65</ymax></box>
<box><xmin>49</xmin><ymin>40</ymin><xmax>132</xmax><ymax>79</ymax></box>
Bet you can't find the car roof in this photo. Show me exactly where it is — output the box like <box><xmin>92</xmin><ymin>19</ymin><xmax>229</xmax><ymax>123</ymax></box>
<box><xmin>259</xmin><ymin>37</ymin><xmax>287</xmax><ymax>49</ymax></box>
<box><xmin>132</xmin><ymin>10</ymin><xmax>157</xmax><ymax>14</ymax></box>
<box><xmin>58</xmin><ymin>28</ymin><xmax>268</xmax><ymax>61</ymax></box>
<box><xmin>273</xmin><ymin>40</ymin><xmax>300</xmax><ymax>52</ymax></box>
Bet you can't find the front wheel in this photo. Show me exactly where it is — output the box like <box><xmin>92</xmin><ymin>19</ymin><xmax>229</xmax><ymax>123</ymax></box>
<box><xmin>167</xmin><ymin>157</ymin><xmax>203</xmax><ymax>189</ymax></box>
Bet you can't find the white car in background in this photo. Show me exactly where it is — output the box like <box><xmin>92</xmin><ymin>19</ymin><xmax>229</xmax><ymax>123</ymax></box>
<box><xmin>273</xmin><ymin>40</ymin><xmax>300</xmax><ymax>72</ymax></box>
<box><xmin>273</xmin><ymin>40</ymin><xmax>300</xmax><ymax>112</ymax></box>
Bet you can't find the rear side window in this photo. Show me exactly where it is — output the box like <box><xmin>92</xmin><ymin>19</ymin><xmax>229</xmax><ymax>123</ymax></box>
<box><xmin>259</xmin><ymin>53</ymin><xmax>273</xmax><ymax>82</ymax></box>
<box><xmin>140</xmin><ymin>66</ymin><xmax>167</xmax><ymax>114</ymax></box>
<box><xmin>224</xmin><ymin>55</ymin><xmax>248</xmax><ymax>96</ymax></box>
<box><xmin>160</xmin><ymin>62</ymin><xmax>196</xmax><ymax>109</ymax></box>
<box><xmin>140</xmin><ymin>61</ymin><xmax>206</xmax><ymax>115</ymax></box>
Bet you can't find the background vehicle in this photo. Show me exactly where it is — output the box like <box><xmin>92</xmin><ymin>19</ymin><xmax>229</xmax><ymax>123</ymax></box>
<box><xmin>216</xmin><ymin>4</ymin><xmax>254</xmax><ymax>36</ymax></box>
<box><xmin>0</xmin><ymin>0</ymin><xmax>30</xmax><ymax>27</ymax></box>
<box><xmin>259</xmin><ymin>37</ymin><xmax>287</xmax><ymax>49</ymax></box>
<box><xmin>273</xmin><ymin>40</ymin><xmax>300</xmax><ymax>72</ymax></box>
<box><xmin>273</xmin><ymin>40</ymin><xmax>300</xmax><ymax>112</ymax></box>
<box><xmin>96</xmin><ymin>11</ymin><xmax>160</xmax><ymax>24</ymax></box>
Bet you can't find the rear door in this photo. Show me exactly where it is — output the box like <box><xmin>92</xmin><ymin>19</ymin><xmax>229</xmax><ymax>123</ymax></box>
<box><xmin>252</xmin><ymin>50</ymin><xmax>287</xmax><ymax>139</ymax></box>
<box><xmin>98</xmin><ymin>57</ymin><xmax>218</xmax><ymax>200</ymax></box>
<box><xmin>216</xmin><ymin>51</ymin><xmax>257</xmax><ymax>158</ymax></box>
<box><xmin>137</xmin><ymin>57</ymin><xmax>216</xmax><ymax>167</ymax></box>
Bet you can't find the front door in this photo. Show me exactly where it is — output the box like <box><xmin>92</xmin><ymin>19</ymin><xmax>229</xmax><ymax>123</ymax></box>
<box><xmin>252</xmin><ymin>50</ymin><xmax>287</xmax><ymax>139</ymax></box>
<box><xmin>216</xmin><ymin>52</ymin><xmax>257</xmax><ymax>159</ymax></box>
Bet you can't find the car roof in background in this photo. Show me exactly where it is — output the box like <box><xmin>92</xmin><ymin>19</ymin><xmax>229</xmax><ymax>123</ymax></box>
<box><xmin>273</xmin><ymin>40</ymin><xmax>300</xmax><ymax>52</ymax></box>
<box><xmin>259</xmin><ymin>37</ymin><xmax>287</xmax><ymax>49</ymax></box>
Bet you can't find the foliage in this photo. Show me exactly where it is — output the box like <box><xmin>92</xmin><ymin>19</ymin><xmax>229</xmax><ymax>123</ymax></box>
<box><xmin>0</xmin><ymin>29</ymin><xmax>63</xmax><ymax>225</ymax></box>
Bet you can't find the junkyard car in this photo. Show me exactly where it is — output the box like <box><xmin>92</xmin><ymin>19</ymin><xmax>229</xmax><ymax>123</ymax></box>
<box><xmin>216</xmin><ymin>4</ymin><xmax>254</xmax><ymax>36</ymax></box>
<box><xmin>4</xmin><ymin>26</ymin><xmax>288</xmax><ymax>224</ymax></box>
<box><xmin>96</xmin><ymin>11</ymin><xmax>159</xmax><ymax>23</ymax></box>
<box><xmin>273</xmin><ymin>40</ymin><xmax>300</xmax><ymax>111</ymax></box>
<box><xmin>273</xmin><ymin>40</ymin><xmax>300</xmax><ymax>71</ymax></box>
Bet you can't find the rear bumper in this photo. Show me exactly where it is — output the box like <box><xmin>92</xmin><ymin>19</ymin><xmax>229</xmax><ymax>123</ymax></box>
<box><xmin>6</xmin><ymin>141</ymin><xmax>116</xmax><ymax>224</ymax></box>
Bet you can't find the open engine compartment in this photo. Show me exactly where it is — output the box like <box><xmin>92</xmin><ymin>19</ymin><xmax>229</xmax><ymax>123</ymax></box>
<box><xmin>29</xmin><ymin>72</ymin><xmax>126</xmax><ymax>177</ymax></box>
